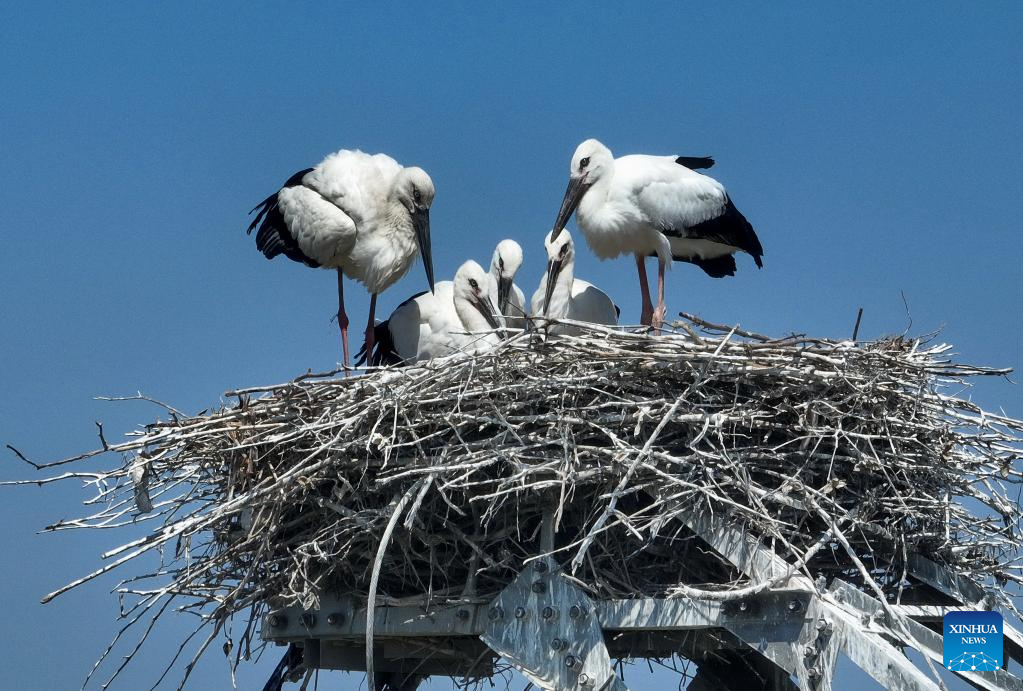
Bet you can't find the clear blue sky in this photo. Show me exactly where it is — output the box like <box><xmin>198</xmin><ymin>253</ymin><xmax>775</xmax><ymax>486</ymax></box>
<box><xmin>2</xmin><ymin>3</ymin><xmax>1021</xmax><ymax>689</ymax></box>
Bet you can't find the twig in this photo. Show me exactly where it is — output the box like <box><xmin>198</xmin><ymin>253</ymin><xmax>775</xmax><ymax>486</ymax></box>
<box><xmin>4</xmin><ymin>316</ymin><xmax>1019</xmax><ymax>689</ymax></box>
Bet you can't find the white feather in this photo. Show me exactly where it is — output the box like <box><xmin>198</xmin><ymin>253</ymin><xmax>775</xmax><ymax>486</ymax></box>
<box><xmin>565</xmin><ymin>140</ymin><xmax>752</xmax><ymax>267</ymax></box>
<box><xmin>530</xmin><ymin>230</ymin><xmax>618</xmax><ymax>336</ymax></box>
<box><xmin>270</xmin><ymin>149</ymin><xmax>434</xmax><ymax>294</ymax></box>
<box><xmin>489</xmin><ymin>239</ymin><xmax>527</xmax><ymax>331</ymax></box>
<box><xmin>277</xmin><ymin>185</ymin><xmax>357</xmax><ymax>266</ymax></box>
<box><xmin>385</xmin><ymin>262</ymin><xmax>502</xmax><ymax>363</ymax></box>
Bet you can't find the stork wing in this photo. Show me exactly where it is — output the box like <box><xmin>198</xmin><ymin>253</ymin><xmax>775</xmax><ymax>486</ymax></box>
<box><xmin>620</xmin><ymin>155</ymin><xmax>730</xmax><ymax>229</ymax></box>
<box><xmin>276</xmin><ymin>184</ymin><xmax>358</xmax><ymax>266</ymax></box>
<box><xmin>373</xmin><ymin>282</ymin><xmax>463</xmax><ymax>364</ymax></box>
<box><xmin>569</xmin><ymin>280</ymin><xmax>619</xmax><ymax>327</ymax></box>
<box><xmin>620</xmin><ymin>155</ymin><xmax>763</xmax><ymax>265</ymax></box>
<box><xmin>304</xmin><ymin>150</ymin><xmax>402</xmax><ymax>227</ymax></box>
<box><xmin>246</xmin><ymin>168</ymin><xmax>321</xmax><ymax>267</ymax></box>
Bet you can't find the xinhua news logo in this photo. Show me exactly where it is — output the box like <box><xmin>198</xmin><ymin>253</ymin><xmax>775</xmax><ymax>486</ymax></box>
<box><xmin>943</xmin><ymin>611</ymin><xmax>1003</xmax><ymax>672</ymax></box>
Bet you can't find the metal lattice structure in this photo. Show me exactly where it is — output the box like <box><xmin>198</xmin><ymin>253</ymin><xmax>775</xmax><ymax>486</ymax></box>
<box><xmin>262</xmin><ymin>506</ymin><xmax>1023</xmax><ymax>690</ymax></box>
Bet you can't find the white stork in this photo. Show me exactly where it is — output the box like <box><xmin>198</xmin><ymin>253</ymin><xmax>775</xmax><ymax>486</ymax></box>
<box><xmin>531</xmin><ymin>229</ymin><xmax>619</xmax><ymax>336</ymax></box>
<box><xmin>489</xmin><ymin>239</ymin><xmax>526</xmax><ymax>332</ymax></box>
<box><xmin>551</xmin><ymin>139</ymin><xmax>762</xmax><ymax>327</ymax></box>
<box><xmin>361</xmin><ymin>260</ymin><xmax>503</xmax><ymax>366</ymax></box>
<box><xmin>247</xmin><ymin>149</ymin><xmax>436</xmax><ymax>366</ymax></box>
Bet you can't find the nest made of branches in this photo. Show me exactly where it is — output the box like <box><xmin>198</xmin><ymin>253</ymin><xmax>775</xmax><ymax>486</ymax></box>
<box><xmin>13</xmin><ymin>314</ymin><xmax>1023</xmax><ymax>688</ymax></box>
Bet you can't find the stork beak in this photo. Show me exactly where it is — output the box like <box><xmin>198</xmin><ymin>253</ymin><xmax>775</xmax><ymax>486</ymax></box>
<box><xmin>413</xmin><ymin>207</ymin><xmax>435</xmax><ymax>292</ymax></box>
<box><xmin>473</xmin><ymin>295</ymin><xmax>505</xmax><ymax>338</ymax></box>
<box><xmin>542</xmin><ymin>259</ymin><xmax>563</xmax><ymax>316</ymax></box>
<box><xmin>497</xmin><ymin>276</ymin><xmax>513</xmax><ymax>316</ymax></box>
<box><xmin>551</xmin><ymin>175</ymin><xmax>586</xmax><ymax>241</ymax></box>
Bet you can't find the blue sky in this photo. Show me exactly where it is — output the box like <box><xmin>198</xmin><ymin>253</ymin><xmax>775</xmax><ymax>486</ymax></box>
<box><xmin>1</xmin><ymin>3</ymin><xmax>1021</xmax><ymax>689</ymax></box>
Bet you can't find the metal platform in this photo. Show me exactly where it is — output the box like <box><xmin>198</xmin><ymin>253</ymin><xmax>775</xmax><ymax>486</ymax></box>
<box><xmin>261</xmin><ymin>509</ymin><xmax>1023</xmax><ymax>691</ymax></box>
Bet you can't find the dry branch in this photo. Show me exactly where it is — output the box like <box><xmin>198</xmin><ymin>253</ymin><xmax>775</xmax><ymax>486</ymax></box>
<box><xmin>10</xmin><ymin>316</ymin><xmax>1023</xmax><ymax>688</ymax></box>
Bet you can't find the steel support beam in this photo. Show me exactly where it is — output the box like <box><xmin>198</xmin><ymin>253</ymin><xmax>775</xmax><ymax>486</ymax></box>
<box><xmin>678</xmin><ymin>507</ymin><xmax>944</xmax><ymax>691</ymax></box>
<box><xmin>907</xmin><ymin>553</ymin><xmax>986</xmax><ymax>606</ymax></box>
<box><xmin>257</xmin><ymin>509</ymin><xmax>1020</xmax><ymax>691</ymax></box>
<box><xmin>262</xmin><ymin>596</ymin><xmax>486</xmax><ymax>642</ymax></box>
<box><xmin>828</xmin><ymin>580</ymin><xmax>1023</xmax><ymax>691</ymax></box>
<box><xmin>903</xmin><ymin>554</ymin><xmax>1023</xmax><ymax>666</ymax></box>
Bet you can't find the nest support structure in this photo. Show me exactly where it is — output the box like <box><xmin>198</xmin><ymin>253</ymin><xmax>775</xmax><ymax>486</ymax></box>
<box><xmin>17</xmin><ymin>315</ymin><xmax>1023</xmax><ymax>691</ymax></box>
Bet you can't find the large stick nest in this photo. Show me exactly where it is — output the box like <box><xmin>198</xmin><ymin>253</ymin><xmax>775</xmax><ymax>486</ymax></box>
<box><xmin>14</xmin><ymin>315</ymin><xmax>1023</xmax><ymax>687</ymax></box>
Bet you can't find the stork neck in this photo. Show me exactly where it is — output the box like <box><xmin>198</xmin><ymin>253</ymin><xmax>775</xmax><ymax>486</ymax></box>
<box><xmin>577</xmin><ymin>164</ymin><xmax>614</xmax><ymax>224</ymax></box>
<box><xmin>384</xmin><ymin>198</ymin><xmax>413</xmax><ymax>237</ymax></box>
<box><xmin>454</xmin><ymin>296</ymin><xmax>496</xmax><ymax>335</ymax></box>
<box><xmin>545</xmin><ymin>260</ymin><xmax>575</xmax><ymax>321</ymax></box>
<box><xmin>486</xmin><ymin>268</ymin><xmax>501</xmax><ymax>317</ymax></box>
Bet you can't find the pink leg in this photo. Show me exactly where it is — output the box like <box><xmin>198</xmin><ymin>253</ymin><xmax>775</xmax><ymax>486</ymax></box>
<box><xmin>363</xmin><ymin>293</ymin><xmax>377</xmax><ymax>363</ymax></box>
<box><xmin>652</xmin><ymin>257</ymin><xmax>667</xmax><ymax>328</ymax></box>
<box><xmin>337</xmin><ymin>270</ymin><xmax>351</xmax><ymax>370</ymax></box>
<box><xmin>635</xmin><ymin>255</ymin><xmax>654</xmax><ymax>326</ymax></box>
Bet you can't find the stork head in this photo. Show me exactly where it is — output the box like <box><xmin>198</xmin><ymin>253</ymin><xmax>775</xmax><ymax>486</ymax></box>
<box><xmin>491</xmin><ymin>239</ymin><xmax>523</xmax><ymax>315</ymax></box>
<box><xmin>542</xmin><ymin>229</ymin><xmax>575</xmax><ymax>316</ymax></box>
<box><xmin>394</xmin><ymin>167</ymin><xmax>436</xmax><ymax>293</ymax></box>
<box><xmin>453</xmin><ymin>260</ymin><xmax>504</xmax><ymax>336</ymax></box>
<box><xmin>394</xmin><ymin>166</ymin><xmax>436</xmax><ymax>212</ymax></box>
<box><xmin>552</xmin><ymin>139</ymin><xmax>613</xmax><ymax>241</ymax></box>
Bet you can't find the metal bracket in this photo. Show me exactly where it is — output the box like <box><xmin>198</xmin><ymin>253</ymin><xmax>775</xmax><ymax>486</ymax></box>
<box><xmin>724</xmin><ymin>593</ymin><xmax>837</xmax><ymax>691</ymax></box>
<box><xmin>481</xmin><ymin>556</ymin><xmax>627</xmax><ymax>691</ymax></box>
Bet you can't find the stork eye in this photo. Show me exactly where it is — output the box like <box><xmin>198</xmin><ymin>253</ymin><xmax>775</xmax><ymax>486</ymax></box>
<box><xmin>469</xmin><ymin>278</ymin><xmax>479</xmax><ymax>290</ymax></box>
<box><xmin>412</xmin><ymin>188</ymin><xmax>422</xmax><ymax>203</ymax></box>
<box><xmin>560</xmin><ymin>245</ymin><xmax>569</xmax><ymax>256</ymax></box>
<box><xmin>498</xmin><ymin>257</ymin><xmax>505</xmax><ymax>271</ymax></box>
<box><xmin>579</xmin><ymin>157</ymin><xmax>590</xmax><ymax>169</ymax></box>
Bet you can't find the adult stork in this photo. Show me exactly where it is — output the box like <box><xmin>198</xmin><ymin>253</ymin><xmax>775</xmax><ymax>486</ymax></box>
<box><xmin>247</xmin><ymin>149</ymin><xmax>436</xmax><ymax>366</ymax></box>
<box><xmin>489</xmin><ymin>239</ymin><xmax>526</xmax><ymax>332</ymax></box>
<box><xmin>531</xmin><ymin>229</ymin><xmax>619</xmax><ymax>336</ymax></box>
<box><xmin>550</xmin><ymin>139</ymin><xmax>762</xmax><ymax>327</ymax></box>
<box><xmin>361</xmin><ymin>260</ymin><xmax>503</xmax><ymax>366</ymax></box>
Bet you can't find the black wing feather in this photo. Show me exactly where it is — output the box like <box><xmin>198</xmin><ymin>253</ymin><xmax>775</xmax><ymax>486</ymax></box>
<box><xmin>355</xmin><ymin>320</ymin><xmax>403</xmax><ymax>367</ymax></box>
<box><xmin>680</xmin><ymin>254</ymin><xmax>737</xmax><ymax>277</ymax></box>
<box><xmin>246</xmin><ymin>167</ymin><xmax>320</xmax><ymax>268</ymax></box>
<box><xmin>355</xmin><ymin>291</ymin><xmax>430</xmax><ymax>367</ymax></box>
<box><xmin>672</xmin><ymin>197</ymin><xmax>764</xmax><ymax>269</ymax></box>
<box><xmin>675</xmin><ymin>155</ymin><xmax>715</xmax><ymax>170</ymax></box>
<box><xmin>648</xmin><ymin>251</ymin><xmax>739</xmax><ymax>277</ymax></box>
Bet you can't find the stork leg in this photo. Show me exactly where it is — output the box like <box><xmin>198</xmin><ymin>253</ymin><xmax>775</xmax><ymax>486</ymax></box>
<box><xmin>635</xmin><ymin>254</ymin><xmax>655</xmax><ymax>326</ymax></box>
<box><xmin>337</xmin><ymin>270</ymin><xmax>351</xmax><ymax>370</ymax></box>
<box><xmin>363</xmin><ymin>293</ymin><xmax>378</xmax><ymax>363</ymax></box>
<box><xmin>652</xmin><ymin>256</ymin><xmax>667</xmax><ymax>328</ymax></box>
